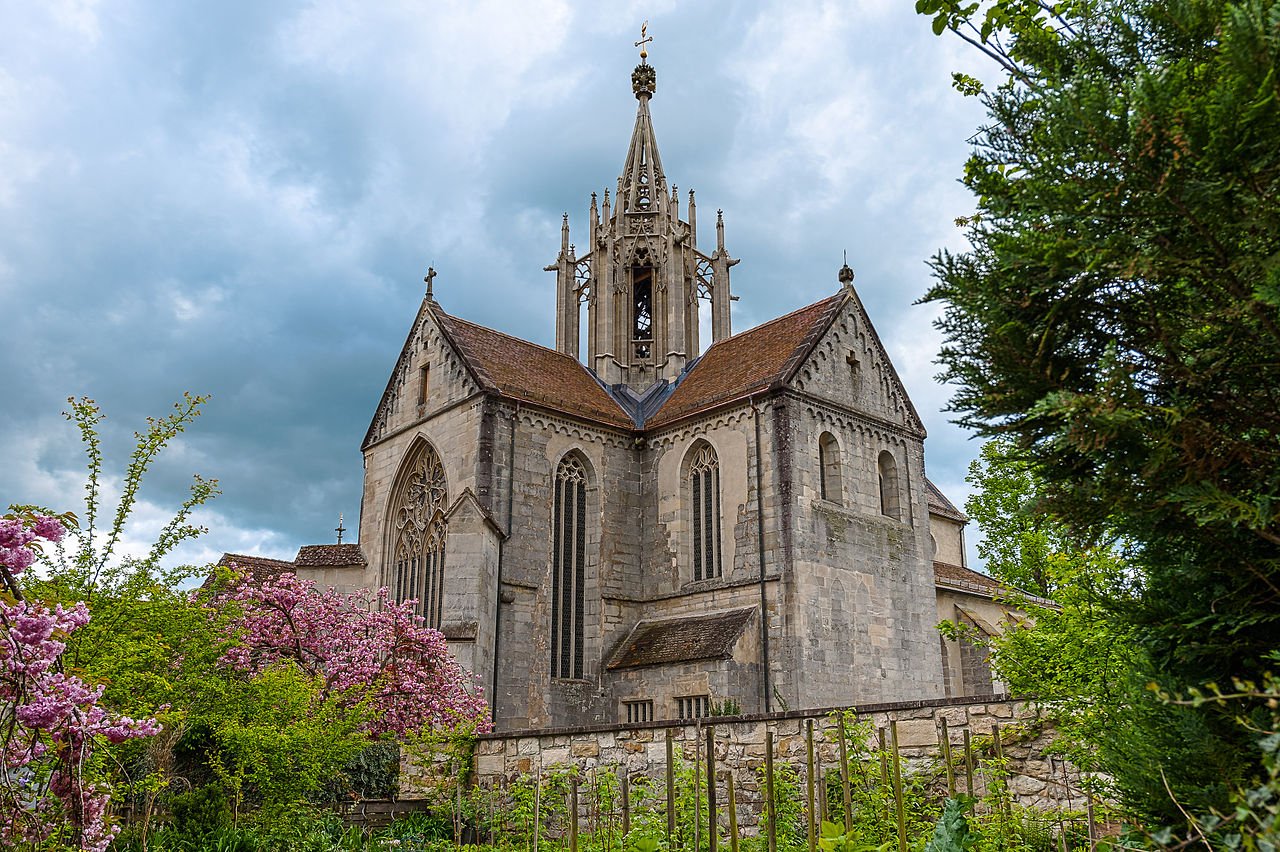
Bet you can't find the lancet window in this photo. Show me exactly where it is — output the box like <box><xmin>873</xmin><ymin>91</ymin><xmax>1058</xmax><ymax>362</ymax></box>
<box><xmin>819</xmin><ymin>432</ymin><xmax>843</xmax><ymax>502</ymax></box>
<box><xmin>689</xmin><ymin>443</ymin><xmax>723</xmax><ymax>581</ymax></box>
<box><xmin>390</xmin><ymin>442</ymin><xmax>448</xmax><ymax>627</ymax></box>
<box><xmin>878</xmin><ymin>450</ymin><xmax>901</xmax><ymax>520</ymax></box>
<box><xmin>551</xmin><ymin>454</ymin><xmax>589</xmax><ymax>679</ymax></box>
<box><xmin>632</xmin><ymin>267</ymin><xmax>654</xmax><ymax>361</ymax></box>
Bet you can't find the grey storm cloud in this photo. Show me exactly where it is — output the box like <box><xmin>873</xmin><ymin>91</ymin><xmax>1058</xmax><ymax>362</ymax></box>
<box><xmin>0</xmin><ymin>1</ymin><xmax>995</xmax><ymax>568</ymax></box>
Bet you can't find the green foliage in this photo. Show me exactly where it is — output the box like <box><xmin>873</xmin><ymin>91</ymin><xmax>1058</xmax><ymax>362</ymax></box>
<box><xmin>168</xmin><ymin>784</ymin><xmax>232</xmax><ymax>839</ymax></box>
<box><xmin>200</xmin><ymin>661</ymin><xmax>371</xmax><ymax>815</ymax></box>
<box><xmin>924</xmin><ymin>797</ymin><xmax>981</xmax><ymax>852</ymax></box>
<box><xmin>918</xmin><ymin>0</ymin><xmax>1280</xmax><ymax>824</ymax></box>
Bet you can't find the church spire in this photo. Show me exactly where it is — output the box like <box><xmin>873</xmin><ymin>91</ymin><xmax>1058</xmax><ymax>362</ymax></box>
<box><xmin>550</xmin><ymin>25</ymin><xmax>737</xmax><ymax>390</ymax></box>
<box><xmin>619</xmin><ymin>40</ymin><xmax>664</xmax><ymax>214</ymax></box>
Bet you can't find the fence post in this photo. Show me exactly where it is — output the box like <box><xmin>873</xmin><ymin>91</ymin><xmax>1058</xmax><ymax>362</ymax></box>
<box><xmin>727</xmin><ymin>771</ymin><xmax>740</xmax><ymax>852</ymax></box>
<box><xmin>570</xmin><ymin>776</ymin><xmax>580</xmax><ymax>852</ymax></box>
<box><xmin>806</xmin><ymin>718</ymin><xmax>817</xmax><ymax>852</ymax></box>
<box><xmin>878</xmin><ymin>726</ymin><xmax>890</xmax><ymax>824</ymax></box>
<box><xmin>963</xmin><ymin>728</ymin><xmax>974</xmax><ymax>796</ymax></box>
<box><xmin>695</xmin><ymin>724</ymin><xmax>703</xmax><ymax>852</ymax></box>
<box><xmin>889</xmin><ymin>720</ymin><xmax>907</xmax><ymax>852</ymax></box>
<box><xmin>837</xmin><ymin>715</ymin><xmax>852</xmax><ymax>831</ymax></box>
<box><xmin>939</xmin><ymin>717</ymin><xmax>955</xmax><ymax>796</ymax></box>
<box><xmin>707</xmin><ymin>724</ymin><xmax>718</xmax><ymax>852</ymax></box>
<box><xmin>533</xmin><ymin>766</ymin><xmax>541</xmax><ymax>852</ymax></box>
<box><xmin>765</xmin><ymin>728</ymin><xmax>778</xmax><ymax>852</ymax></box>
<box><xmin>666</xmin><ymin>728</ymin><xmax>676</xmax><ymax>847</ymax></box>
<box><xmin>621</xmin><ymin>771</ymin><xmax>631</xmax><ymax>838</ymax></box>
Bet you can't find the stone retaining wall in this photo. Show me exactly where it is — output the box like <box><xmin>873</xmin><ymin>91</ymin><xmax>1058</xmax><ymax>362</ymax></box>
<box><xmin>403</xmin><ymin>695</ymin><xmax>1095</xmax><ymax>830</ymax></box>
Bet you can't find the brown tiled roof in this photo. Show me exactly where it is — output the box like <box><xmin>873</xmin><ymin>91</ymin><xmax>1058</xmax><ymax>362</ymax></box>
<box><xmin>934</xmin><ymin>560</ymin><xmax>1000</xmax><ymax>594</ymax></box>
<box><xmin>210</xmin><ymin>553</ymin><xmax>295</xmax><ymax>589</ymax></box>
<box><xmin>607</xmin><ymin>607</ymin><xmax>756</xmax><ymax>670</ymax></box>
<box><xmin>925</xmin><ymin>479</ymin><xmax>967</xmax><ymax>522</ymax></box>
<box><xmin>295</xmin><ymin>543</ymin><xmax>367</xmax><ymax>567</ymax></box>
<box><xmin>934</xmin><ymin>561</ymin><xmax>1057</xmax><ymax>608</ymax></box>
<box><xmin>646</xmin><ymin>295</ymin><xmax>845</xmax><ymax>428</ymax></box>
<box><xmin>435</xmin><ymin>309</ymin><xmax>633</xmax><ymax>429</ymax></box>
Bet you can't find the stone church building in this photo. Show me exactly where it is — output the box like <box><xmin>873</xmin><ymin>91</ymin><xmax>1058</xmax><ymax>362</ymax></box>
<box><xmin>222</xmin><ymin>59</ymin><xmax>1018</xmax><ymax>731</ymax></box>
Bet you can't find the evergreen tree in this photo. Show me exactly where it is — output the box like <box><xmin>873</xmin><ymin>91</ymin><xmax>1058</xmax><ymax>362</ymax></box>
<box><xmin>918</xmin><ymin>0</ymin><xmax>1280</xmax><ymax>820</ymax></box>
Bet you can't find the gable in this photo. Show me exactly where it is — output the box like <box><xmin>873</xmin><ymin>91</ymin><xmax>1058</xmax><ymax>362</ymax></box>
<box><xmin>786</xmin><ymin>292</ymin><xmax>925</xmax><ymax>434</ymax></box>
<box><xmin>363</xmin><ymin>298</ymin><xmax>484</xmax><ymax>449</ymax></box>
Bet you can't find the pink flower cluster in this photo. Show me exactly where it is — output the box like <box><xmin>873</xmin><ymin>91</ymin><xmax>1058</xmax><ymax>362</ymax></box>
<box><xmin>214</xmin><ymin>570</ymin><xmax>490</xmax><ymax>737</ymax></box>
<box><xmin>2</xmin><ymin>515</ymin><xmax>160</xmax><ymax>852</ymax></box>
<box><xmin>0</xmin><ymin>515</ymin><xmax>63</xmax><ymax>575</ymax></box>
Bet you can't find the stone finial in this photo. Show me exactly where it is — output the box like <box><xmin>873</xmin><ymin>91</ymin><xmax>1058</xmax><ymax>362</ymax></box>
<box><xmin>335</xmin><ymin>512</ymin><xmax>346</xmax><ymax>545</ymax></box>
<box><xmin>632</xmin><ymin>63</ymin><xmax>656</xmax><ymax>99</ymax></box>
<box><xmin>839</xmin><ymin>252</ymin><xmax>855</xmax><ymax>288</ymax></box>
<box><xmin>425</xmin><ymin>266</ymin><xmax>437</xmax><ymax>297</ymax></box>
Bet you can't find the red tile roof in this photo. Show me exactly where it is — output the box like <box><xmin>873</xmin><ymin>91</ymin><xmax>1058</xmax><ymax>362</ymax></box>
<box><xmin>646</xmin><ymin>294</ymin><xmax>845</xmax><ymax>428</ymax></box>
<box><xmin>295</xmin><ymin>543</ymin><xmax>367</xmax><ymax>567</ymax></box>
<box><xmin>436</xmin><ymin>309</ymin><xmax>634</xmax><ymax>429</ymax></box>
<box><xmin>208</xmin><ymin>553</ymin><xmax>295</xmax><ymax>590</ymax></box>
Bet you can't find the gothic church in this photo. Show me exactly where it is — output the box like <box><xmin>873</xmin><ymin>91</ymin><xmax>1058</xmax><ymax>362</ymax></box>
<box><xmin>222</xmin><ymin>58</ymin><xmax>1014</xmax><ymax>731</ymax></box>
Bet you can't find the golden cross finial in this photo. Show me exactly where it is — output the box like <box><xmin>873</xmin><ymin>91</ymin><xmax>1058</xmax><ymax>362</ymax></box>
<box><xmin>635</xmin><ymin>21</ymin><xmax>652</xmax><ymax>63</ymax></box>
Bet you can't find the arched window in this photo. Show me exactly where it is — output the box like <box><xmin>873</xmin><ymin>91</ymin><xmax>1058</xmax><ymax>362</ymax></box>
<box><xmin>688</xmin><ymin>442</ymin><xmax>723</xmax><ymax>581</ymax></box>
<box><xmin>552</xmin><ymin>453</ymin><xmax>589</xmax><ymax>679</ymax></box>
<box><xmin>819</xmin><ymin>432</ymin><xmax>843</xmax><ymax>502</ymax></box>
<box><xmin>390</xmin><ymin>442</ymin><xmax>448</xmax><ymax>627</ymax></box>
<box><xmin>878</xmin><ymin>450</ymin><xmax>900</xmax><ymax>520</ymax></box>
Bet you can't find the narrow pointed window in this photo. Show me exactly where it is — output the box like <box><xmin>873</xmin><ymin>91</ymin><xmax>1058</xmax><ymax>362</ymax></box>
<box><xmin>632</xmin><ymin>267</ymin><xmax>654</xmax><ymax>361</ymax></box>
<box><xmin>552</xmin><ymin>454</ymin><xmax>589</xmax><ymax>679</ymax></box>
<box><xmin>390</xmin><ymin>442</ymin><xmax>448</xmax><ymax>627</ymax></box>
<box><xmin>819</xmin><ymin>432</ymin><xmax>843</xmax><ymax>502</ymax></box>
<box><xmin>878</xmin><ymin>450</ymin><xmax>900</xmax><ymax>520</ymax></box>
<box><xmin>688</xmin><ymin>443</ymin><xmax>722</xmax><ymax>581</ymax></box>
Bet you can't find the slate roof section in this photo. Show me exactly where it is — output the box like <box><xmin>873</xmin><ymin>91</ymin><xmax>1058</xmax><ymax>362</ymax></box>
<box><xmin>925</xmin><ymin>479</ymin><xmax>967</xmax><ymax>522</ymax></box>
<box><xmin>607</xmin><ymin>607</ymin><xmax>756</xmax><ymax>670</ymax></box>
<box><xmin>646</xmin><ymin>294</ymin><xmax>846</xmax><ymax>429</ymax></box>
<box><xmin>295</xmin><ymin>543</ymin><xmax>367</xmax><ymax>567</ymax></box>
<box><xmin>435</xmin><ymin>308</ymin><xmax>634</xmax><ymax>430</ymax></box>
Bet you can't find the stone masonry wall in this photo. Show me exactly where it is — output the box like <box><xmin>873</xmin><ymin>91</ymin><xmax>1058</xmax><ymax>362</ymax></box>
<box><xmin>404</xmin><ymin>696</ymin><xmax>1091</xmax><ymax>830</ymax></box>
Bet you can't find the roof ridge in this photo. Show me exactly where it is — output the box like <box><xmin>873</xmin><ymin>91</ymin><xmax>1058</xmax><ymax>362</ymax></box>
<box><xmin>221</xmin><ymin>552</ymin><xmax>293</xmax><ymax>565</ymax></box>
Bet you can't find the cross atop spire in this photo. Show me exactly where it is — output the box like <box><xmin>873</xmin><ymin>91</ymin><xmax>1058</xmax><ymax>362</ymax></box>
<box><xmin>635</xmin><ymin>21</ymin><xmax>652</xmax><ymax>63</ymax></box>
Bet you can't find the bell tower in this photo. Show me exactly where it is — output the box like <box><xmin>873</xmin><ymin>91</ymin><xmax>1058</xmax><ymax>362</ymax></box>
<box><xmin>551</xmin><ymin>36</ymin><xmax>738</xmax><ymax>391</ymax></box>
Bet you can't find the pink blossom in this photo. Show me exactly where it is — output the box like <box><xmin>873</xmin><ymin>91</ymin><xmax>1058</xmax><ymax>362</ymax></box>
<box><xmin>212</xmin><ymin>569</ymin><xmax>490</xmax><ymax>737</ymax></box>
<box><xmin>32</xmin><ymin>516</ymin><xmax>65</xmax><ymax>543</ymax></box>
<box><xmin>1</xmin><ymin>518</ymin><xmax>159</xmax><ymax>850</ymax></box>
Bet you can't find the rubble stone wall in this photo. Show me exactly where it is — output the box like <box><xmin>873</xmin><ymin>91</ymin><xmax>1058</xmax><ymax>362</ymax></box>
<box><xmin>404</xmin><ymin>695</ymin><xmax>1093</xmax><ymax>828</ymax></box>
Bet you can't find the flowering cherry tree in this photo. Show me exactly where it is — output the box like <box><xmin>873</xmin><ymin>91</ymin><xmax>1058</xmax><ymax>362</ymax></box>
<box><xmin>1</xmin><ymin>512</ymin><xmax>161</xmax><ymax>852</ymax></box>
<box><xmin>211</xmin><ymin>569</ymin><xmax>490</xmax><ymax>737</ymax></box>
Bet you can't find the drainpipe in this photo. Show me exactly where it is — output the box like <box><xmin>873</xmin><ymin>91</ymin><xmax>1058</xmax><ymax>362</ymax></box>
<box><xmin>490</xmin><ymin>402</ymin><xmax>520</xmax><ymax>724</ymax></box>
<box><xmin>752</xmin><ymin>397</ymin><xmax>772</xmax><ymax>713</ymax></box>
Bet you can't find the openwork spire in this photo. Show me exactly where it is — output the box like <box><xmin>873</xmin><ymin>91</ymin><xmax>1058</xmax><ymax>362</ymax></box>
<box><xmin>620</xmin><ymin>66</ymin><xmax>665</xmax><ymax>212</ymax></box>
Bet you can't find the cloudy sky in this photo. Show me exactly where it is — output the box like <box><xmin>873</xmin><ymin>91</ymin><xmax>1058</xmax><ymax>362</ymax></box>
<box><xmin>0</xmin><ymin>1</ymin><xmax>997</xmax><ymax>570</ymax></box>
